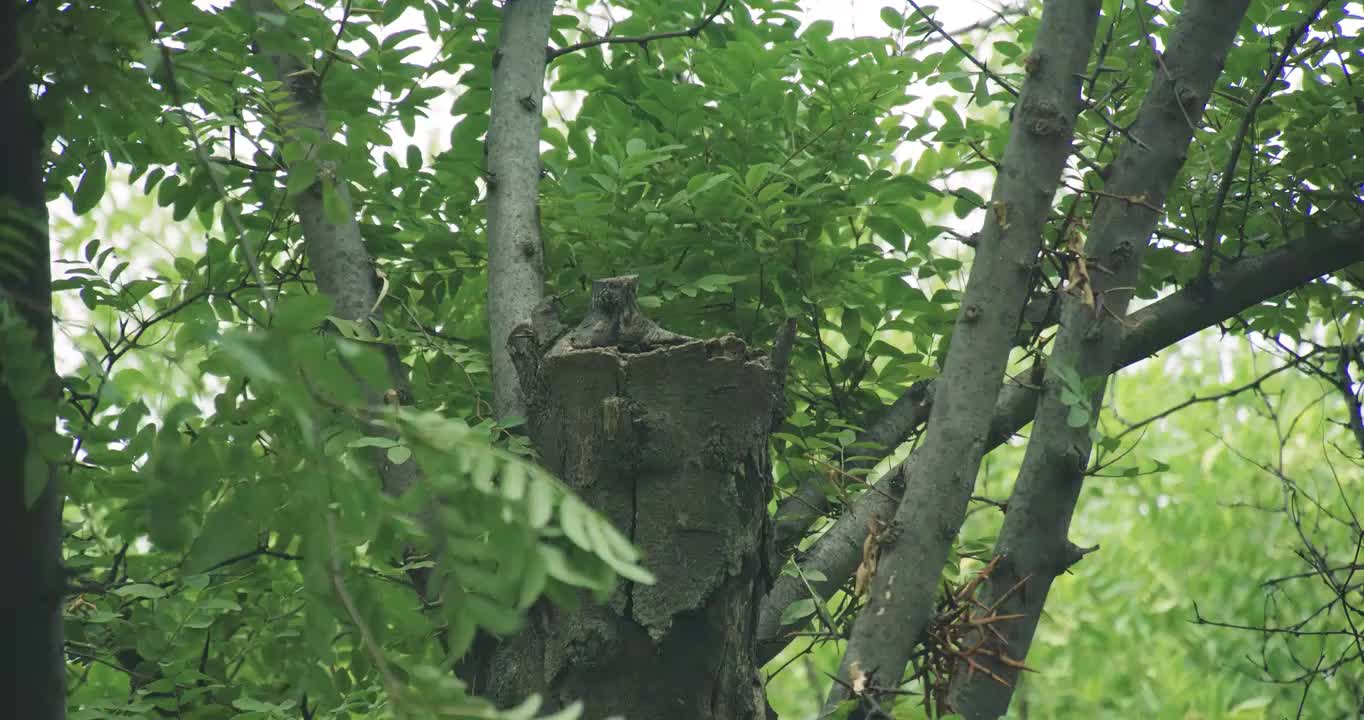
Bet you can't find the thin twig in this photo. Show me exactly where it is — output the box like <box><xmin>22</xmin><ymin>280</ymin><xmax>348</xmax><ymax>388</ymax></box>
<box><xmin>548</xmin><ymin>0</ymin><xmax>728</xmax><ymax>61</ymax></box>
<box><xmin>326</xmin><ymin>513</ymin><xmax>409</xmax><ymax>715</ymax></box>
<box><xmin>1114</xmin><ymin>354</ymin><xmax>1313</xmax><ymax>441</ymax></box>
<box><xmin>907</xmin><ymin>0</ymin><xmax>1019</xmax><ymax>97</ymax></box>
<box><xmin>1197</xmin><ymin>0</ymin><xmax>1331</xmax><ymax>284</ymax></box>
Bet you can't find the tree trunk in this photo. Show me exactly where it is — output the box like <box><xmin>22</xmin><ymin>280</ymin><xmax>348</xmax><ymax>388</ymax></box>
<box><xmin>487</xmin><ymin>0</ymin><xmax>553</xmax><ymax>422</ymax></box>
<box><xmin>0</xmin><ymin>3</ymin><xmax>65</xmax><ymax>716</ymax></box>
<box><xmin>482</xmin><ymin>276</ymin><xmax>780</xmax><ymax>719</ymax></box>
<box><xmin>247</xmin><ymin>0</ymin><xmax>420</xmax><ymax>498</ymax></box>
<box><xmin>947</xmin><ymin>2</ymin><xmax>1253</xmax><ymax>715</ymax></box>
<box><xmin>827</xmin><ymin>2</ymin><xmax>1102</xmax><ymax>713</ymax></box>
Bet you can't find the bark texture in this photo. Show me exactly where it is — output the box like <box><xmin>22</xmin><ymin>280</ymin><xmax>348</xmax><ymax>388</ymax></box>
<box><xmin>946</xmin><ymin>3</ymin><xmax>1253</xmax><ymax>716</ymax></box>
<box><xmin>487</xmin><ymin>0</ymin><xmax>553</xmax><ymax>422</ymax></box>
<box><xmin>0</xmin><ymin>4</ymin><xmax>65</xmax><ymax>715</ymax></box>
<box><xmin>487</xmin><ymin>276</ymin><xmax>779</xmax><ymax>719</ymax></box>
<box><xmin>826</xmin><ymin>3</ymin><xmax>1101</xmax><ymax>713</ymax></box>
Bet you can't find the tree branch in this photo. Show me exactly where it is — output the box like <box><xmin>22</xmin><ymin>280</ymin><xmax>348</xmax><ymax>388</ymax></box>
<box><xmin>757</xmin><ymin>219</ymin><xmax>1364</xmax><ymax>666</ymax></box>
<box><xmin>487</xmin><ymin>0</ymin><xmax>554</xmax><ymax>421</ymax></box>
<box><xmin>948</xmin><ymin>2</ymin><xmax>1254</xmax><ymax>714</ymax></box>
<box><xmin>547</xmin><ymin>0</ymin><xmax>728</xmax><ymax>61</ymax></box>
<box><xmin>1197</xmin><ymin>0</ymin><xmax>1330</xmax><ymax>284</ymax></box>
<box><xmin>824</xmin><ymin>3</ymin><xmax>1102</xmax><ymax>714</ymax></box>
<box><xmin>245</xmin><ymin>0</ymin><xmax>423</xmax><ymax>524</ymax></box>
<box><xmin>907</xmin><ymin>0</ymin><xmax>1019</xmax><ymax>97</ymax></box>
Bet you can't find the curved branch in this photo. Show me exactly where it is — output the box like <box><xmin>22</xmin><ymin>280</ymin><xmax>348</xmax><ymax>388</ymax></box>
<box><xmin>547</xmin><ymin>0</ymin><xmax>728</xmax><ymax>62</ymax></box>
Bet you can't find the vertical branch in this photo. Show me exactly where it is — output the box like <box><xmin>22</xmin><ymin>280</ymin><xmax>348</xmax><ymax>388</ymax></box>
<box><xmin>825</xmin><ymin>2</ymin><xmax>1103</xmax><ymax>715</ymax></box>
<box><xmin>245</xmin><ymin>0</ymin><xmax>421</xmax><ymax>499</ymax></box>
<box><xmin>486</xmin><ymin>0</ymin><xmax>554</xmax><ymax>421</ymax></box>
<box><xmin>1337</xmin><ymin>344</ymin><xmax>1364</xmax><ymax>456</ymax></box>
<box><xmin>948</xmin><ymin>1</ymin><xmax>1252</xmax><ymax>717</ymax></box>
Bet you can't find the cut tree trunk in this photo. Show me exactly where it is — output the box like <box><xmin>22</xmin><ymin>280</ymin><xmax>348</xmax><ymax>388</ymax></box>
<box><xmin>483</xmin><ymin>276</ymin><xmax>781</xmax><ymax>719</ymax></box>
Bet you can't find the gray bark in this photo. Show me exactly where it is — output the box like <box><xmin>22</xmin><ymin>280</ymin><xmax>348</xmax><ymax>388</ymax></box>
<box><xmin>487</xmin><ymin>0</ymin><xmax>553</xmax><ymax>422</ymax></box>
<box><xmin>756</xmin><ymin>219</ymin><xmax>1364</xmax><ymax>665</ymax></box>
<box><xmin>247</xmin><ymin>0</ymin><xmax>420</xmax><ymax>498</ymax></box>
<box><xmin>945</xmin><ymin>3</ymin><xmax>1252</xmax><ymax>716</ymax></box>
<box><xmin>482</xmin><ymin>277</ymin><xmax>779</xmax><ymax>719</ymax></box>
<box><xmin>1</xmin><ymin>4</ymin><xmax>64</xmax><ymax>715</ymax></box>
<box><xmin>825</xmin><ymin>3</ymin><xmax>1102</xmax><ymax>713</ymax></box>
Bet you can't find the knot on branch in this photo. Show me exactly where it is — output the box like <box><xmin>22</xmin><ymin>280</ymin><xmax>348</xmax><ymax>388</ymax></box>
<box><xmin>1021</xmin><ymin>99</ymin><xmax>1069</xmax><ymax>136</ymax></box>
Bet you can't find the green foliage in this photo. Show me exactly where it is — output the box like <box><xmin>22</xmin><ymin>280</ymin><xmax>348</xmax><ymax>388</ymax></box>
<box><xmin>16</xmin><ymin>0</ymin><xmax>1362</xmax><ymax>717</ymax></box>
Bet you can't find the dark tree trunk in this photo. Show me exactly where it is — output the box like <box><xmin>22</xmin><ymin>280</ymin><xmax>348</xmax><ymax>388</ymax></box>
<box><xmin>482</xmin><ymin>276</ymin><xmax>780</xmax><ymax>719</ymax></box>
<box><xmin>0</xmin><ymin>2</ymin><xmax>65</xmax><ymax>717</ymax></box>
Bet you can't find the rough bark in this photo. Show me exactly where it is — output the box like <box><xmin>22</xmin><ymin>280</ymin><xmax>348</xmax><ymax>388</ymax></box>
<box><xmin>247</xmin><ymin>0</ymin><xmax>420</xmax><ymax>498</ymax></box>
<box><xmin>944</xmin><ymin>3</ymin><xmax>1252</xmax><ymax>716</ymax></box>
<box><xmin>0</xmin><ymin>4</ymin><xmax>65</xmax><ymax>715</ymax></box>
<box><xmin>484</xmin><ymin>276</ymin><xmax>779</xmax><ymax>719</ymax></box>
<box><xmin>487</xmin><ymin>0</ymin><xmax>553</xmax><ymax>422</ymax></box>
<box><xmin>825</xmin><ymin>3</ymin><xmax>1101</xmax><ymax>713</ymax></box>
<box><xmin>756</xmin><ymin>218</ymin><xmax>1364</xmax><ymax>664</ymax></box>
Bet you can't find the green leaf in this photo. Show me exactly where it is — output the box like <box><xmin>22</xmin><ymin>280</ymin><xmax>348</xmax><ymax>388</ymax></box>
<box><xmin>780</xmin><ymin>598</ymin><xmax>816</xmax><ymax>625</ymax></box>
<box><xmin>272</xmin><ymin>293</ymin><xmax>333</xmax><ymax>332</ymax></box>
<box><xmin>286</xmin><ymin>158</ymin><xmax>319</xmax><ymax>197</ymax></box>
<box><xmin>744</xmin><ymin>163</ymin><xmax>772</xmax><ymax>191</ymax></box>
<box><xmin>72</xmin><ymin>155</ymin><xmax>108</xmax><ymax>215</ymax></box>
<box><xmin>558</xmin><ymin>496</ymin><xmax>593</xmax><ymax>552</ymax></box>
<box><xmin>114</xmin><ymin>583</ymin><xmax>168</xmax><ymax>600</ymax></box>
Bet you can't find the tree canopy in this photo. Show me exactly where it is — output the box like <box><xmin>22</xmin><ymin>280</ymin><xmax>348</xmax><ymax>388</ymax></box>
<box><xmin>3</xmin><ymin>0</ymin><xmax>1362</xmax><ymax>718</ymax></box>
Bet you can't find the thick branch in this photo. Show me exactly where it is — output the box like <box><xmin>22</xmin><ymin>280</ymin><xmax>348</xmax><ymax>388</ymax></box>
<box><xmin>948</xmin><ymin>2</ymin><xmax>1253</xmax><ymax>715</ymax></box>
<box><xmin>756</xmin><ymin>219</ymin><xmax>1364</xmax><ymax>665</ymax></box>
<box><xmin>487</xmin><ymin>0</ymin><xmax>553</xmax><ymax>421</ymax></box>
<box><xmin>771</xmin><ymin>380</ymin><xmax>933</xmax><ymax>556</ymax></box>
<box><xmin>825</xmin><ymin>3</ymin><xmax>1101</xmax><ymax>714</ymax></box>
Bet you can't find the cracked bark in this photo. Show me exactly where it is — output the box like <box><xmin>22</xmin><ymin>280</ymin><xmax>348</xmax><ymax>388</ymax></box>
<box><xmin>824</xmin><ymin>4</ymin><xmax>1102</xmax><ymax>714</ymax></box>
<box><xmin>946</xmin><ymin>2</ymin><xmax>1252</xmax><ymax>716</ymax></box>
<box><xmin>756</xmin><ymin>219</ymin><xmax>1363</xmax><ymax>665</ymax></box>
<box><xmin>486</xmin><ymin>277</ymin><xmax>779</xmax><ymax>719</ymax></box>
<box><xmin>487</xmin><ymin>0</ymin><xmax>553</xmax><ymax>422</ymax></box>
<box><xmin>1</xmin><ymin>5</ymin><xmax>64</xmax><ymax>716</ymax></box>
